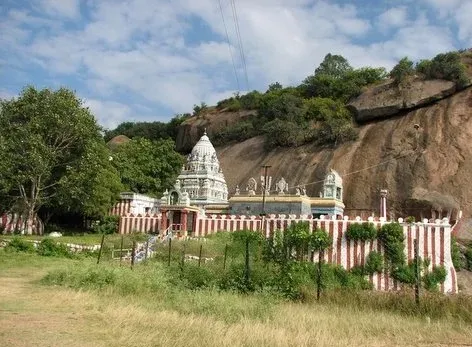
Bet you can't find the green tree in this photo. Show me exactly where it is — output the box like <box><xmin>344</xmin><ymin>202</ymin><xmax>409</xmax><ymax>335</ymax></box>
<box><xmin>315</xmin><ymin>53</ymin><xmax>353</xmax><ymax>78</ymax></box>
<box><xmin>390</xmin><ymin>57</ymin><xmax>415</xmax><ymax>85</ymax></box>
<box><xmin>111</xmin><ymin>137</ymin><xmax>184</xmax><ymax>196</ymax></box>
<box><xmin>0</xmin><ymin>86</ymin><xmax>122</xmax><ymax>232</ymax></box>
<box><xmin>267</xmin><ymin>82</ymin><xmax>283</xmax><ymax>92</ymax></box>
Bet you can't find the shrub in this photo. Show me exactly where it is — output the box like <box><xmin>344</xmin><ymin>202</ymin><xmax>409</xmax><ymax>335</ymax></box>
<box><xmin>465</xmin><ymin>245</ymin><xmax>472</xmax><ymax>271</ymax></box>
<box><xmin>451</xmin><ymin>237</ymin><xmax>464</xmax><ymax>270</ymax></box>
<box><xmin>415</xmin><ymin>51</ymin><xmax>469</xmax><ymax>88</ymax></box>
<box><xmin>345</xmin><ymin>222</ymin><xmax>377</xmax><ymax>241</ymax></box>
<box><xmin>92</xmin><ymin>215</ymin><xmax>119</xmax><ymax>234</ymax></box>
<box><xmin>423</xmin><ymin>266</ymin><xmax>447</xmax><ymax>291</ymax></box>
<box><xmin>378</xmin><ymin>223</ymin><xmax>406</xmax><ymax>268</ymax></box>
<box><xmin>4</xmin><ymin>237</ymin><xmax>35</xmax><ymax>253</ymax></box>
<box><xmin>365</xmin><ymin>251</ymin><xmax>383</xmax><ymax>274</ymax></box>
<box><xmin>390</xmin><ymin>57</ymin><xmax>415</xmax><ymax>85</ymax></box>
<box><xmin>37</xmin><ymin>238</ymin><xmax>72</xmax><ymax>257</ymax></box>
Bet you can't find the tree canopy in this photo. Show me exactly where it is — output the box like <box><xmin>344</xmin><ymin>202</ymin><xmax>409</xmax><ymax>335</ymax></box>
<box><xmin>0</xmin><ymin>86</ymin><xmax>123</xmax><ymax>231</ymax></box>
<box><xmin>110</xmin><ymin>137</ymin><xmax>184</xmax><ymax>197</ymax></box>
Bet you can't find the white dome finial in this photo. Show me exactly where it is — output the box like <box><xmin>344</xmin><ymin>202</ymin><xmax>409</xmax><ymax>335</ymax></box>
<box><xmin>204</xmin><ymin>128</ymin><xmax>207</xmax><ymax>136</ymax></box>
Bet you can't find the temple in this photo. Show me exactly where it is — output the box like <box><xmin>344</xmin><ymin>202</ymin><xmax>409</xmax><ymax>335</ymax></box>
<box><xmin>114</xmin><ymin>132</ymin><xmax>345</xmax><ymax>233</ymax></box>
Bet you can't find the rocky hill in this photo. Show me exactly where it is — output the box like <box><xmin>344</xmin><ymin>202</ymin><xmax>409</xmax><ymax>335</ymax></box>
<box><xmin>176</xmin><ymin>79</ymin><xmax>472</xmax><ymax>219</ymax></box>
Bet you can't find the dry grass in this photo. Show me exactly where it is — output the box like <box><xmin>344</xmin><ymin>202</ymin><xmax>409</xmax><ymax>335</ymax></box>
<box><xmin>1</xmin><ymin>254</ymin><xmax>472</xmax><ymax>347</ymax></box>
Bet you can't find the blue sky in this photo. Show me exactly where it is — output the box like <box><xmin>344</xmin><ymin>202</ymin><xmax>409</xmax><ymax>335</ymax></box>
<box><xmin>1</xmin><ymin>0</ymin><xmax>471</xmax><ymax>129</ymax></box>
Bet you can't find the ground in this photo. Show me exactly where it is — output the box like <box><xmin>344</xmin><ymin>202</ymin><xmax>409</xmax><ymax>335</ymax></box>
<box><xmin>1</xmin><ymin>253</ymin><xmax>472</xmax><ymax>347</ymax></box>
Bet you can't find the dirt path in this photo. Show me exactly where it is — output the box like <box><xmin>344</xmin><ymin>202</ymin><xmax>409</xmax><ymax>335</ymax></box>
<box><xmin>0</xmin><ymin>270</ymin><xmax>107</xmax><ymax>347</ymax></box>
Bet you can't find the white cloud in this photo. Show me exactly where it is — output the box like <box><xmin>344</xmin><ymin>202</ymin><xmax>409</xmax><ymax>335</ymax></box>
<box><xmin>83</xmin><ymin>98</ymin><xmax>134</xmax><ymax>130</ymax></box>
<box><xmin>377</xmin><ymin>7</ymin><xmax>408</xmax><ymax>31</ymax></box>
<box><xmin>0</xmin><ymin>0</ymin><xmax>466</xmax><ymax>127</ymax></box>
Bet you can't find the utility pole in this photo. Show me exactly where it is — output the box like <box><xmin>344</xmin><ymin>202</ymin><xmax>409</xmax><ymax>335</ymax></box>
<box><xmin>260</xmin><ymin>164</ymin><xmax>271</xmax><ymax>216</ymax></box>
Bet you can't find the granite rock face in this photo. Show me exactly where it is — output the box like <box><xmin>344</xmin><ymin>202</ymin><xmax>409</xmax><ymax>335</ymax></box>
<box><xmin>347</xmin><ymin>78</ymin><xmax>457</xmax><ymax>122</ymax></box>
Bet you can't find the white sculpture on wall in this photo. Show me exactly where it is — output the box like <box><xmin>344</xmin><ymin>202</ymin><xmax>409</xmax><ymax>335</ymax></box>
<box><xmin>247</xmin><ymin>177</ymin><xmax>257</xmax><ymax>196</ymax></box>
<box><xmin>276</xmin><ymin>177</ymin><xmax>289</xmax><ymax>195</ymax></box>
<box><xmin>260</xmin><ymin>175</ymin><xmax>272</xmax><ymax>196</ymax></box>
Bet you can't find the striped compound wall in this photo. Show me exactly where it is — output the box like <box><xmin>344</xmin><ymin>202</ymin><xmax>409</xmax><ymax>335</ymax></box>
<box><xmin>119</xmin><ymin>213</ymin><xmax>457</xmax><ymax>294</ymax></box>
<box><xmin>0</xmin><ymin>213</ymin><xmax>44</xmax><ymax>235</ymax></box>
<box><xmin>118</xmin><ymin>213</ymin><xmax>163</xmax><ymax>234</ymax></box>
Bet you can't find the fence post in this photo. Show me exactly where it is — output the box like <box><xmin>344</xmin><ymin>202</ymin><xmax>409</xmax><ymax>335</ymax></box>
<box><xmin>119</xmin><ymin>235</ymin><xmax>124</xmax><ymax>266</ymax></box>
<box><xmin>198</xmin><ymin>244</ymin><xmax>203</xmax><ymax>267</ymax></box>
<box><xmin>223</xmin><ymin>244</ymin><xmax>228</xmax><ymax>270</ymax></box>
<box><xmin>414</xmin><ymin>239</ymin><xmax>420</xmax><ymax>306</ymax></box>
<box><xmin>167</xmin><ymin>238</ymin><xmax>172</xmax><ymax>266</ymax></box>
<box><xmin>244</xmin><ymin>238</ymin><xmax>250</xmax><ymax>288</ymax></box>
<box><xmin>131</xmin><ymin>241</ymin><xmax>136</xmax><ymax>270</ymax></box>
<box><xmin>96</xmin><ymin>234</ymin><xmax>105</xmax><ymax>265</ymax></box>
<box><xmin>180</xmin><ymin>243</ymin><xmax>186</xmax><ymax>278</ymax></box>
<box><xmin>317</xmin><ymin>248</ymin><xmax>323</xmax><ymax>301</ymax></box>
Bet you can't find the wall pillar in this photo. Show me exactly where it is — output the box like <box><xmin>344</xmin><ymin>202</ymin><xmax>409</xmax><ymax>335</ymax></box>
<box><xmin>182</xmin><ymin>210</ymin><xmax>188</xmax><ymax>238</ymax></box>
<box><xmin>161</xmin><ymin>210</ymin><xmax>168</xmax><ymax>236</ymax></box>
<box><xmin>380</xmin><ymin>189</ymin><xmax>388</xmax><ymax>219</ymax></box>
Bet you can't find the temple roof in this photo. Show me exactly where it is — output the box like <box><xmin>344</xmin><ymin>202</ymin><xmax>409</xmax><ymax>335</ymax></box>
<box><xmin>189</xmin><ymin>130</ymin><xmax>219</xmax><ymax>165</ymax></box>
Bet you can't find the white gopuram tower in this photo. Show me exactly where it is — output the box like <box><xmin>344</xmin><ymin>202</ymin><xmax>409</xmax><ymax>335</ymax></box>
<box><xmin>174</xmin><ymin>130</ymin><xmax>228</xmax><ymax>207</ymax></box>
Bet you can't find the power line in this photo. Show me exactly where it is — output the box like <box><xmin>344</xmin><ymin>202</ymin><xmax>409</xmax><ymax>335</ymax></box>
<box><xmin>229</xmin><ymin>0</ymin><xmax>250</xmax><ymax>90</ymax></box>
<box><xmin>217</xmin><ymin>0</ymin><xmax>240</xmax><ymax>92</ymax></box>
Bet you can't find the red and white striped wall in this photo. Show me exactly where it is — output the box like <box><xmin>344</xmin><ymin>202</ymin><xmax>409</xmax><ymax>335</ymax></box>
<box><xmin>118</xmin><ymin>213</ymin><xmax>162</xmax><ymax>234</ymax></box>
<box><xmin>109</xmin><ymin>199</ymin><xmax>132</xmax><ymax>216</ymax></box>
<box><xmin>195</xmin><ymin>214</ymin><xmax>457</xmax><ymax>294</ymax></box>
<box><xmin>0</xmin><ymin>213</ymin><xmax>44</xmax><ymax>235</ymax></box>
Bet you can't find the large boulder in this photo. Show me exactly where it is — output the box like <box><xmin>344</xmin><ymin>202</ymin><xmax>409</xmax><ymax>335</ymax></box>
<box><xmin>348</xmin><ymin>78</ymin><xmax>457</xmax><ymax>122</ymax></box>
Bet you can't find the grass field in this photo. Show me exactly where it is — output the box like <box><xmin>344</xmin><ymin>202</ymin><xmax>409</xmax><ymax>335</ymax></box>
<box><xmin>1</xmin><ymin>251</ymin><xmax>472</xmax><ymax>346</ymax></box>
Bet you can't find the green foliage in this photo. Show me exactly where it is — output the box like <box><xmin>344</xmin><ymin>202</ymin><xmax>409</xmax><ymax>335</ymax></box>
<box><xmin>212</xmin><ymin>120</ymin><xmax>257</xmax><ymax>146</ymax></box>
<box><xmin>92</xmin><ymin>215</ymin><xmax>119</xmax><ymax>234</ymax></box>
<box><xmin>300</xmin><ymin>54</ymin><xmax>386</xmax><ymax>102</ymax></box>
<box><xmin>193</xmin><ymin>102</ymin><xmax>208</xmax><ymax>116</ymax></box>
<box><xmin>104</xmin><ymin>114</ymin><xmax>190</xmax><ymax>144</ymax></box>
<box><xmin>0</xmin><ymin>86</ymin><xmax>122</xmax><ymax>226</ymax></box>
<box><xmin>311</xmin><ymin>228</ymin><xmax>332</xmax><ymax>251</ymax></box>
<box><xmin>364</xmin><ymin>251</ymin><xmax>384</xmax><ymax>275</ymax></box>
<box><xmin>315</xmin><ymin>53</ymin><xmax>353</xmax><ymax>79</ymax></box>
<box><xmin>4</xmin><ymin>237</ymin><xmax>35</xmax><ymax>253</ymax></box>
<box><xmin>262</xmin><ymin>119</ymin><xmax>304</xmax><ymax>148</ymax></box>
<box><xmin>416</xmin><ymin>51</ymin><xmax>469</xmax><ymax>87</ymax></box>
<box><xmin>111</xmin><ymin>137</ymin><xmax>184</xmax><ymax>196</ymax></box>
<box><xmin>423</xmin><ymin>266</ymin><xmax>447</xmax><ymax>291</ymax></box>
<box><xmin>451</xmin><ymin>237</ymin><xmax>464</xmax><ymax>271</ymax></box>
<box><xmin>405</xmin><ymin>216</ymin><xmax>415</xmax><ymax>224</ymax></box>
<box><xmin>390</xmin><ymin>57</ymin><xmax>415</xmax><ymax>85</ymax></box>
<box><xmin>346</xmin><ymin>222</ymin><xmax>377</xmax><ymax>241</ymax></box>
<box><xmin>465</xmin><ymin>245</ymin><xmax>472</xmax><ymax>271</ymax></box>
<box><xmin>378</xmin><ymin>223</ymin><xmax>406</xmax><ymax>269</ymax></box>
<box><xmin>37</xmin><ymin>238</ymin><xmax>72</xmax><ymax>257</ymax></box>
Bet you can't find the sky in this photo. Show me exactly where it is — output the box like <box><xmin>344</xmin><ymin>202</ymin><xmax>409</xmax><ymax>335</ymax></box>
<box><xmin>0</xmin><ymin>0</ymin><xmax>471</xmax><ymax>129</ymax></box>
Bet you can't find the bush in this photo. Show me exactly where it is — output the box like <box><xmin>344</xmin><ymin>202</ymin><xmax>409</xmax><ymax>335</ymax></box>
<box><xmin>345</xmin><ymin>222</ymin><xmax>377</xmax><ymax>241</ymax></box>
<box><xmin>92</xmin><ymin>215</ymin><xmax>119</xmax><ymax>234</ymax></box>
<box><xmin>37</xmin><ymin>238</ymin><xmax>72</xmax><ymax>257</ymax></box>
<box><xmin>423</xmin><ymin>266</ymin><xmax>447</xmax><ymax>291</ymax></box>
<box><xmin>465</xmin><ymin>245</ymin><xmax>472</xmax><ymax>271</ymax></box>
<box><xmin>415</xmin><ymin>51</ymin><xmax>469</xmax><ymax>88</ymax></box>
<box><xmin>390</xmin><ymin>57</ymin><xmax>415</xmax><ymax>85</ymax></box>
<box><xmin>378</xmin><ymin>223</ymin><xmax>406</xmax><ymax>268</ymax></box>
<box><xmin>4</xmin><ymin>237</ymin><xmax>35</xmax><ymax>253</ymax></box>
<box><xmin>365</xmin><ymin>251</ymin><xmax>383</xmax><ymax>274</ymax></box>
<box><xmin>451</xmin><ymin>237</ymin><xmax>464</xmax><ymax>270</ymax></box>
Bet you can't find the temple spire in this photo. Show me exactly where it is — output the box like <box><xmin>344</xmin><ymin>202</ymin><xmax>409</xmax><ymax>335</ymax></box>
<box><xmin>204</xmin><ymin>128</ymin><xmax>207</xmax><ymax>136</ymax></box>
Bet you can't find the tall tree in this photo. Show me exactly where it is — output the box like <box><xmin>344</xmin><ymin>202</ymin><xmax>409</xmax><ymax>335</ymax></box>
<box><xmin>0</xmin><ymin>86</ymin><xmax>122</xmax><ymax>233</ymax></box>
<box><xmin>315</xmin><ymin>53</ymin><xmax>353</xmax><ymax>79</ymax></box>
<box><xmin>110</xmin><ymin>137</ymin><xmax>184</xmax><ymax>197</ymax></box>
